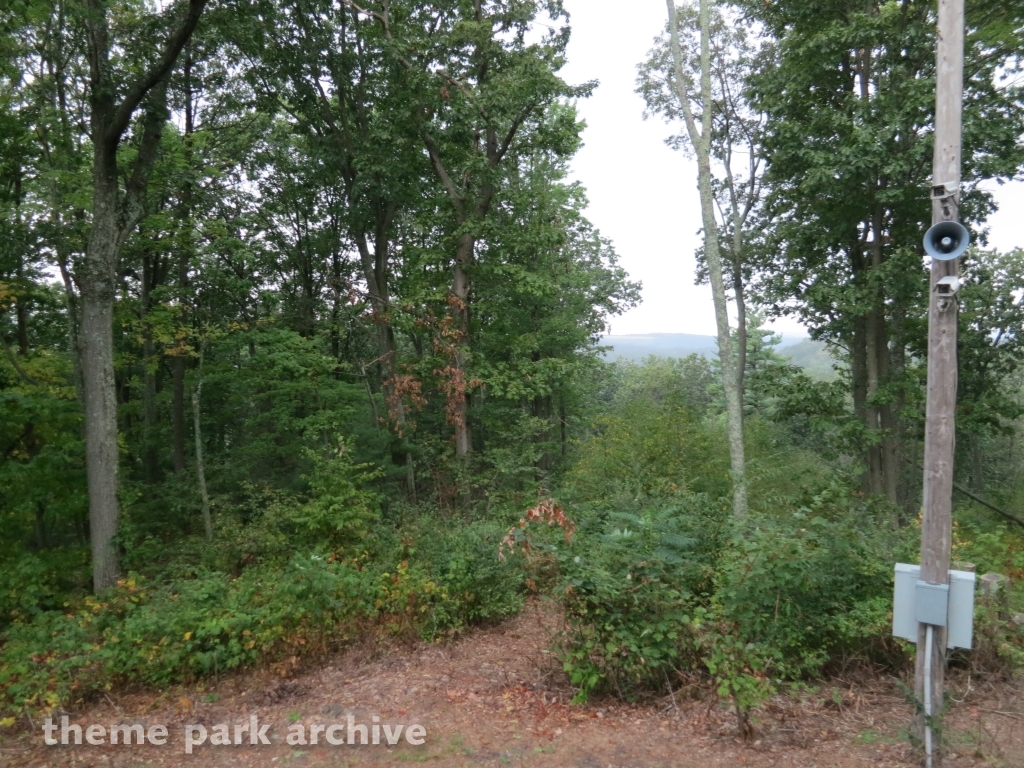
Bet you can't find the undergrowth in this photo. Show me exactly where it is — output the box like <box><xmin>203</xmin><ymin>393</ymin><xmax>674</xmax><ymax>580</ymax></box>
<box><xmin>0</xmin><ymin>447</ymin><xmax>525</xmax><ymax>723</ymax></box>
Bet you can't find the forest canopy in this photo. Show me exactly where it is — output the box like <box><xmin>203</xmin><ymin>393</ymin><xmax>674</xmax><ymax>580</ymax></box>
<box><xmin>1</xmin><ymin>0</ymin><xmax>1023</xmax><ymax>734</ymax></box>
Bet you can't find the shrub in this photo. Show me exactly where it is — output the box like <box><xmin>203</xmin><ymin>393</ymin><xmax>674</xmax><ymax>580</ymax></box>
<box><xmin>399</xmin><ymin>518</ymin><xmax>527</xmax><ymax>639</ymax></box>
<box><xmin>0</xmin><ymin>555</ymin><xmax>376</xmax><ymax>719</ymax></box>
<box><xmin>549</xmin><ymin>486</ymin><xmax>902</xmax><ymax>718</ymax></box>
<box><xmin>0</xmin><ymin>550</ymin><xmax>89</xmax><ymax>628</ymax></box>
<box><xmin>0</xmin><ymin>513</ymin><xmax>528</xmax><ymax>721</ymax></box>
<box><xmin>551</xmin><ymin>494</ymin><xmax>728</xmax><ymax>702</ymax></box>
<box><xmin>281</xmin><ymin>443</ymin><xmax>383</xmax><ymax>551</ymax></box>
<box><xmin>563</xmin><ymin>401</ymin><xmax>731</xmax><ymax>501</ymax></box>
<box><xmin>712</xmin><ymin>513</ymin><xmax>893</xmax><ymax>680</ymax></box>
<box><xmin>954</xmin><ymin>519</ymin><xmax>1024</xmax><ymax>673</ymax></box>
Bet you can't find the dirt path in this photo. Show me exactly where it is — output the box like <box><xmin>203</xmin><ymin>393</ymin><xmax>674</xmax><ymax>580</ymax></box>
<box><xmin>4</xmin><ymin>599</ymin><xmax>1021</xmax><ymax>767</ymax></box>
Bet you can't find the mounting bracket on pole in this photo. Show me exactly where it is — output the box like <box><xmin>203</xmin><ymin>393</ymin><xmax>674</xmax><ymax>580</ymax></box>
<box><xmin>931</xmin><ymin>181</ymin><xmax>960</xmax><ymax>221</ymax></box>
<box><xmin>934</xmin><ymin>275</ymin><xmax>962</xmax><ymax>312</ymax></box>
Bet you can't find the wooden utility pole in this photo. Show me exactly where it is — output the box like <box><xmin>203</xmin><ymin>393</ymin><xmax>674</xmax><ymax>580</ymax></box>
<box><xmin>916</xmin><ymin>0</ymin><xmax>965</xmax><ymax>763</ymax></box>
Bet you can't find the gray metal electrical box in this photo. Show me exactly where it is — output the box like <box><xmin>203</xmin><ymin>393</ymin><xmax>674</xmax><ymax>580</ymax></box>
<box><xmin>893</xmin><ymin>563</ymin><xmax>975</xmax><ymax>649</ymax></box>
<box><xmin>915</xmin><ymin>580</ymin><xmax>950</xmax><ymax>626</ymax></box>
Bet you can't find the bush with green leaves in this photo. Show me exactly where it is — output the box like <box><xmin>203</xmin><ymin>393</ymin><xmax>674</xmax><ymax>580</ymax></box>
<box><xmin>118</xmin><ymin>438</ymin><xmax>384</xmax><ymax>578</ymax></box>
<box><xmin>412</xmin><ymin>519</ymin><xmax>526</xmax><ymax>639</ymax></box>
<box><xmin>278</xmin><ymin>442</ymin><xmax>384</xmax><ymax>552</ymax></box>
<box><xmin>551</xmin><ymin>494</ymin><xmax>728</xmax><ymax>702</ymax></box>
<box><xmin>0</xmin><ymin>512</ymin><xmax>527</xmax><ymax>721</ymax></box>
<box><xmin>563</xmin><ymin>400</ymin><xmax>730</xmax><ymax>501</ymax></box>
<box><xmin>712</xmin><ymin>511</ymin><xmax>895</xmax><ymax>680</ymax></box>
<box><xmin>548</xmin><ymin>485</ymin><xmax>904</xmax><ymax>714</ymax></box>
<box><xmin>1</xmin><ymin>436</ymin><xmax>527</xmax><ymax>724</ymax></box>
<box><xmin>951</xmin><ymin>515</ymin><xmax>1024</xmax><ymax>672</ymax></box>
<box><xmin>0</xmin><ymin>549</ymin><xmax>90</xmax><ymax>629</ymax></box>
<box><xmin>0</xmin><ymin>555</ymin><xmax>372</xmax><ymax>720</ymax></box>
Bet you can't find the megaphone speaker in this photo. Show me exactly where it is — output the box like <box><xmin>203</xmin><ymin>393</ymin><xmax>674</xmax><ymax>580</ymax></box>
<box><xmin>923</xmin><ymin>220</ymin><xmax>970</xmax><ymax>261</ymax></box>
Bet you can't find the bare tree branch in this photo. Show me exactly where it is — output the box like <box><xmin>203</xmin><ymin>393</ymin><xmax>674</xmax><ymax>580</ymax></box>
<box><xmin>665</xmin><ymin>1</ymin><xmax>704</xmax><ymax>150</ymax></box>
<box><xmin>117</xmin><ymin>80</ymin><xmax>170</xmax><ymax>250</ymax></box>
<box><xmin>3</xmin><ymin>338</ymin><xmax>39</xmax><ymax>386</ymax></box>
<box><xmin>422</xmin><ymin>132</ymin><xmax>465</xmax><ymax>216</ymax></box>
<box><xmin>105</xmin><ymin>0</ymin><xmax>209</xmax><ymax>148</ymax></box>
<box><xmin>951</xmin><ymin>479</ymin><xmax>1024</xmax><ymax>530</ymax></box>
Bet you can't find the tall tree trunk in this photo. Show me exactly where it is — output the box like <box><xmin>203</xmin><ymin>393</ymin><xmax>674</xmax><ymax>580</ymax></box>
<box><xmin>172</xmin><ymin>356</ymin><xmax>187</xmax><ymax>472</ymax></box>
<box><xmin>666</xmin><ymin>0</ymin><xmax>747</xmax><ymax>518</ymax></box>
<box><xmin>142</xmin><ymin>346</ymin><xmax>158</xmax><ymax>482</ymax></box>
<box><xmin>849</xmin><ymin>228</ymin><xmax>883</xmax><ymax>499</ymax></box>
<box><xmin>732</xmin><ymin>260</ymin><xmax>747</xmax><ymax>403</ymax></box>
<box><xmin>854</xmin><ymin>57</ymin><xmax>884</xmax><ymax>498</ymax></box>
<box><xmin>141</xmin><ymin>256</ymin><xmax>159</xmax><ymax>483</ymax></box>
<box><xmin>81</xmin><ymin>144</ymin><xmax>122</xmax><ymax>592</ymax></box>
<box><xmin>353</xmin><ymin>222</ymin><xmax>416</xmax><ymax>496</ymax></box>
<box><xmin>878</xmin><ymin>331</ymin><xmax>900</xmax><ymax>508</ymax></box>
<box><xmin>14</xmin><ymin>177</ymin><xmax>29</xmax><ymax>354</ymax></box>
<box><xmin>850</xmin><ymin>312</ymin><xmax>871</xmax><ymax>494</ymax></box>
<box><xmin>379</xmin><ymin>322</ymin><xmax>417</xmax><ymax>497</ymax></box>
<box><xmin>864</xmin><ymin>213</ymin><xmax>883</xmax><ymax>498</ymax></box>
<box><xmin>192</xmin><ymin>344</ymin><xmax>212</xmax><ymax>541</ymax></box>
<box><xmin>56</xmin><ymin>247</ymin><xmax>85</xmax><ymax>404</ymax></box>
<box><xmin>724</xmin><ymin>161</ymin><xmax>749</xmax><ymax>405</ymax></box>
<box><xmin>173</xmin><ymin>45</ymin><xmax>195</xmax><ymax>475</ymax></box>
<box><xmin>872</xmin><ymin>204</ymin><xmax>900</xmax><ymax>508</ymax></box>
<box><xmin>532</xmin><ymin>351</ymin><xmax>553</xmax><ymax>473</ymax></box>
<box><xmin>864</xmin><ymin>306</ymin><xmax>884</xmax><ymax>498</ymax></box>
<box><xmin>866</xmin><ymin>205</ymin><xmax>899</xmax><ymax>504</ymax></box>
<box><xmin>80</xmin><ymin>0</ymin><xmax>208</xmax><ymax>591</ymax></box>
<box><xmin>890</xmin><ymin>305</ymin><xmax>911</xmax><ymax>518</ymax></box>
<box><xmin>451</xmin><ymin>233</ymin><xmax>474</xmax><ymax>459</ymax></box>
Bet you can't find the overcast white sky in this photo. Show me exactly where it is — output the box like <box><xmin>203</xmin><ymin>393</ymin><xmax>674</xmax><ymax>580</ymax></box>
<box><xmin>560</xmin><ymin>1</ymin><xmax>1024</xmax><ymax>339</ymax></box>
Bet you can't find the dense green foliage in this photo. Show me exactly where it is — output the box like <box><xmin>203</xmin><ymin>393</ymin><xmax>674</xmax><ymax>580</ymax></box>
<box><xmin>509</xmin><ymin>354</ymin><xmax>1024</xmax><ymax>725</ymax></box>
<box><xmin>1</xmin><ymin>0</ymin><xmax>1023</xmax><ymax>734</ymax></box>
<box><xmin>543</xmin><ymin>359</ymin><xmax>901</xmax><ymax>707</ymax></box>
<box><xmin>1</xmin><ymin>519</ymin><xmax>524</xmax><ymax>718</ymax></box>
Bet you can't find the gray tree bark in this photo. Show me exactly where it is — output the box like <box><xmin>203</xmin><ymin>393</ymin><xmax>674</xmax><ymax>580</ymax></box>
<box><xmin>451</xmin><ymin>234</ymin><xmax>474</xmax><ymax>459</ymax></box>
<box><xmin>80</xmin><ymin>0</ymin><xmax>208</xmax><ymax>592</ymax></box>
<box><xmin>173</xmin><ymin>46</ymin><xmax>196</xmax><ymax>475</ymax></box>
<box><xmin>192</xmin><ymin>343</ymin><xmax>212</xmax><ymax>541</ymax></box>
<box><xmin>665</xmin><ymin>0</ymin><xmax>747</xmax><ymax>517</ymax></box>
<box><xmin>80</xmin><ymin>132</ymin><xmax>124</xmax><ymax>592</ymax></box>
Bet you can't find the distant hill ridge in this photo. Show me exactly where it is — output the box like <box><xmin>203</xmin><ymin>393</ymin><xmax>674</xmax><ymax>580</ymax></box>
<box><xmin>598</xmin><ymin>333</ymin><xmax>838</xmax><ymax>380</ymax></box>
